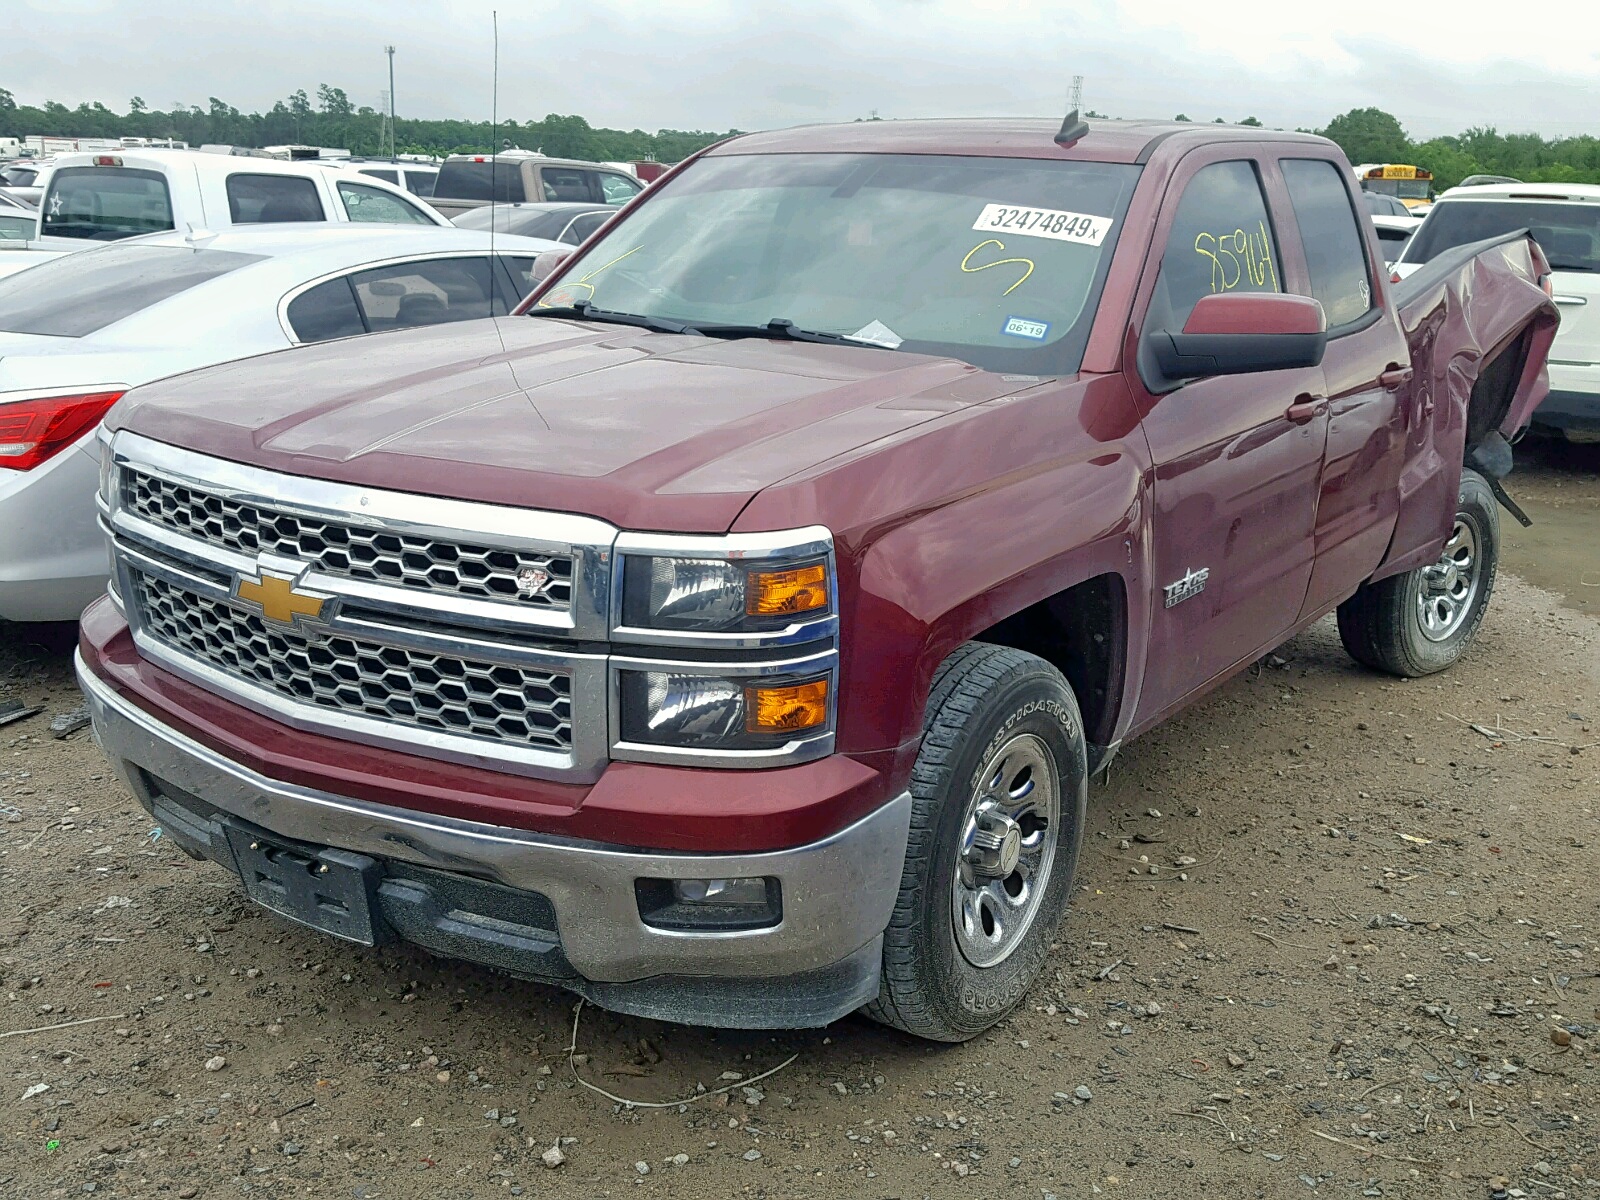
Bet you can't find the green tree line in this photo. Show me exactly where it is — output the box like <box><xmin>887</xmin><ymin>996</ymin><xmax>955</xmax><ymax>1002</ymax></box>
<box><xmin>0</xmin><ymin>85</ymin><xmax>736</xmax><ymax>163</ymax></box>
<box><xmin>3</xmin><ymin>86</ymin><xmax>1596</xmax><ymax>187</ymax></box>
<box><xmin>1317</xmin><ymin>107</ymin><xmax>1600</xmax><ymax>189</ymax></box>
<box><xmin>1163</xmin><ymin>107</ymin><xmax>1598</xmax><ymax>189</ymax></box>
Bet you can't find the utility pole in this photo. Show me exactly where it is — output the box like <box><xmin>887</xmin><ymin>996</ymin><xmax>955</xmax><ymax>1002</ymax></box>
<box><xmin>385</xmin><ymin>44</ymin><xmax>397</xmax><ymax>159</ymax></box>
<box><xmin>1070</xmin><ymin>74</ymin><xmax>1084</xmax><ymax>115</ymax></box>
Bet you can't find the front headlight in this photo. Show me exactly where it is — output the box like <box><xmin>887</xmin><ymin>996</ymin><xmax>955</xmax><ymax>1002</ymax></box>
<box><xmin>618</xmin><ymin>668</ymin><xmax>831</xmax><ymax>751</ymax></box>
<box><xmin>615</xmin><ymin>527</ymin><xmax>835</xmax><ymax>639</ymax></box>
<box><xmin>622</xmin><ymin>554</ymin><xmax>831</xmax><ymax>634</ymax></box>
<box><xmin>609</xmin><ymin>527</ymin><xmax>838</xmax><ymax>766</ymax></box>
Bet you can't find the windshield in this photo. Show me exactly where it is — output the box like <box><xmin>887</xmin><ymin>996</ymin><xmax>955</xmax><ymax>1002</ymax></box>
<box><xmin>530</xmin><ymin>152</ymin><xmax>1140</xmax><ymax>374</ymax></box>
<box><xmin>1404</xmin><ymin>199</ymin><xmax>1599</xmax><ymax>272</ymax></box>
<box><xmin>0</xmin><ymin>244</ymin><xmax>262</xmax><ymax>337</ymax></box>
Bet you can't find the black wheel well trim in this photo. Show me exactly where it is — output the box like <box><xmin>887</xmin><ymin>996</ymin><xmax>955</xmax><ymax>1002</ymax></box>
<box><xmin>963</xmin><ymin>571</ymin><xmax>1128</xmax><ymax>753</ymax></box>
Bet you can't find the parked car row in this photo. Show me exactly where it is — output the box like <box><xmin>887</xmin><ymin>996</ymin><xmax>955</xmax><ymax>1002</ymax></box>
<box><xmin>0</xmin><ymin>221</ymin><xmax>565</xmax><ymax>621</ymax></box>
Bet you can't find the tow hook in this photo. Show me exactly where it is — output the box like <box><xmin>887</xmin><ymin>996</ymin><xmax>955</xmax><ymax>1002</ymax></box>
<box><xmin>1467</xmin><ymin>432</ymin><xmax>1533</xmax><ymax>528</ymax></box>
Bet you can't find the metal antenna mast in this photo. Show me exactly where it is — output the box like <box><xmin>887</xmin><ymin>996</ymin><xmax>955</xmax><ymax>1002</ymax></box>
<box><xmin>385</xmin><ymin>45</ymin><xmax>397</xmax><ymax>159</ymax></box>
<box><xmin>1069</xmin><ymin>74</ymin><xmax>1084</xmax><ymax>115</ymax></box>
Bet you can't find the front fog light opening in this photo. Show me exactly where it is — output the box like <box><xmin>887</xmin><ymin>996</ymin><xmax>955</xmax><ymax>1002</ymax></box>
<box><xmin>635</xmin><ymin>876</ymin><xmax>782</xmax><ymax>931</ymax></box>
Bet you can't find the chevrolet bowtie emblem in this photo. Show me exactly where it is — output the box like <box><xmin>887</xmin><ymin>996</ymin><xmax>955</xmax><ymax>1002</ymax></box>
<box><xmin>233</xmin><ymin>571</ymin><xmax>330</xmax><ymax>625</ymax></box>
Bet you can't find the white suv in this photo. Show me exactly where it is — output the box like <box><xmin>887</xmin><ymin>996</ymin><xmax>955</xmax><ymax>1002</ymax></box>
<box><xmin>31</xmin><ymin>149</ymin><xmax>451</xmax><ymax>252</ymax></box>
<box><xmin>1395</xmin><ymin>183</ymin><xmax>1599</xmax><ymax>441</ymax></box>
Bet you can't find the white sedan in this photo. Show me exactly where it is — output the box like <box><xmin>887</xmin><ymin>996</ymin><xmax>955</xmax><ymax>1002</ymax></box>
<box><xmin>0</xmin><ymin>222</ymin><xmax>562</xmax><ymax>622</ymax></box>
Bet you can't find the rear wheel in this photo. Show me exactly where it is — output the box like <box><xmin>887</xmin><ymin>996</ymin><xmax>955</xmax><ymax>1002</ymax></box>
<box><xmin>865</xmin><ymin>643</ymin><xmax>1086</xmax><ymax>1042</ymax></box>
<box><xmin>1337</xmin><ymin>469</ymin><xmax>1499</xmax><ymax>677</ymax></box>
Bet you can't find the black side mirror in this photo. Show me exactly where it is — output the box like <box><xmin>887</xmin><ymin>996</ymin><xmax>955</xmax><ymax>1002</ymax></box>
<box><xmin>1148</xmin><ymin>292</ymin><xmax>1328</xmax><ymax>381</ymax></box>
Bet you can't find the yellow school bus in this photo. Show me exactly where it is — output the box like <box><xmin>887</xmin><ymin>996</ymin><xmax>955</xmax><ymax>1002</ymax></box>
<box><xmin>1351</xmin><ymin>163</ymin><xmax>1434</xmax><ymax>211</ymax></box>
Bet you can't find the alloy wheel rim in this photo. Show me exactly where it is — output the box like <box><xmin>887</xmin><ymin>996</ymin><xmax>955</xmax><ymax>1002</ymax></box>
<box><xmin>951</xmin><ymin>732</ymin><xmax>1060</xmax><ymax>968</ymax></box>
<box><xmin>1417</xmin><ymin>518</ymin><xmax>1481</xmax><ymax>642</ymax></box>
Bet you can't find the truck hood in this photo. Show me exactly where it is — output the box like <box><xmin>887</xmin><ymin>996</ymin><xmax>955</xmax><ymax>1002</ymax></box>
<box><xmin>107</xmin><ymin>316</ymin><xmax>1037</xmax><ymax>532</ymax></box>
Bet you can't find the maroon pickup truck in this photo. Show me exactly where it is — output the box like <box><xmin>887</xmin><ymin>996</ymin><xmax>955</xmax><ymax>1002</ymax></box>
<box><xmin>78</xmin><ymin>117</ymin><xmax>1558</xmax><ymax>1041</ymax></box>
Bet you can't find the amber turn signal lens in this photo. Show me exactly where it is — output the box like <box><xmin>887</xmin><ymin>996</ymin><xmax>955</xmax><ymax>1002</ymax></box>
<box><xmin>744</xmin><ymin>679</ymin><xmax>829</xmax><ymax>735</ymax></box>
<box><xmin>746</xmin><ymin>563</ymin><xmax>828</xmax><ymax>616</ymax></box>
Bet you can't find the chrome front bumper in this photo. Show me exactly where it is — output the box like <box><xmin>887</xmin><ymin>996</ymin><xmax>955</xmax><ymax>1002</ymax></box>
<box><xmin>79</xmin><ymin>654</ymin><xmax>910</xmax><ymax>1025</ymax></box>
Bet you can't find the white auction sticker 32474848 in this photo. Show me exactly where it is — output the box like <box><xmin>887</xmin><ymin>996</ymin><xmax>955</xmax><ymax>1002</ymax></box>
<box><xmin>972</xmin><ymin>204</ymin><xmax>1113</xmax><ymax>246</ymax></box>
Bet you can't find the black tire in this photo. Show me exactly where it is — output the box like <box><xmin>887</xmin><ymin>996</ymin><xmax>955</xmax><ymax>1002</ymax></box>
<box><xmin>865</xmin><ymin>642</ymin><xmax>1087</xmax><ymax>1042</ymax></box>
<box><xmin>1337</xmin><ymin>469</ymin><xmax>1500</xmax><ymax>678</ymax></box>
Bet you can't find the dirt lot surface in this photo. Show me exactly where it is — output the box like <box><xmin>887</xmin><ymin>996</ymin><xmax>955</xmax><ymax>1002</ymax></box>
<box><xmin>2</xmin><ymin>445</ymin><xmax>1597</xmax><ymax>1200</ymax></box>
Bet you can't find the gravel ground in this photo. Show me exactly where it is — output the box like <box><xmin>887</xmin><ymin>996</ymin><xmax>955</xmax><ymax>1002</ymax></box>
<box><xmin>2</xmin><ymin>446</ymin><xmax>1596</xmax><ymax>1200</ymax></box>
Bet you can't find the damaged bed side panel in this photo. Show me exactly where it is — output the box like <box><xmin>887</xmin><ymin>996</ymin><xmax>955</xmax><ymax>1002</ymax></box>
<box><xmin>1369</xmin><ymin>234</ymin><xmax>1559</xmax><ymax>584</ymax></box>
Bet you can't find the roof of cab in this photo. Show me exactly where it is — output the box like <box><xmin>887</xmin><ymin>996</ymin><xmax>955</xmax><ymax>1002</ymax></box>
<box><xmin>708</xmin><ymin>118</ymin><xmax>1331</xmax><ymax>164</ymax></box>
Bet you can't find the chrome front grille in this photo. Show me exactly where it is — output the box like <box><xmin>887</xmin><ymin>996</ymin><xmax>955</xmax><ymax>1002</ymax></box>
<box><xmin>133</xmin><ymin>571</ymin><xmax>574</xmax><ymax>751</ymax></box>
<box><xmin>124</xmin><ymin>468</ymin><xmax>573</xmax><ymax>609</ymax></box>
<box><xmin>104</xmin><ymin>432</ymin><xmax>617</xmax><ymax>781</ymax></box>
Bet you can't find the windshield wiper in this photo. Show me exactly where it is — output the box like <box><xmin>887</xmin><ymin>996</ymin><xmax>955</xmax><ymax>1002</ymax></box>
<box><xmin>528</xmin><ymin>301</ymin><xmax>703</xmax><ymax>336</ymax></box>
<box><xmin>695</xmin><ymin>317</ymin><xmax>896</xmax><ymax>349</ymax></box>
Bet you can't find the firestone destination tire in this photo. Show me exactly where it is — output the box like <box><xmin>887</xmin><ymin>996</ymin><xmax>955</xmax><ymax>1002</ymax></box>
<box><xmin>1337</xmin><ymin>468</ymin><xmax>1500</xmax><ymax>678</ymax></box>
<box><xmin>865</xmin><ymin>643</ymin><xmax>1087</xmax><ymax>1042</ymax></box>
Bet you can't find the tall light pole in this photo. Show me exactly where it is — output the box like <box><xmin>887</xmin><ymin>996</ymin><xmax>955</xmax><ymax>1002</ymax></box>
<box><xmin>385</xmin><ymin>45</ymin><xmax>397</xmax><ymax>160</ymax></box>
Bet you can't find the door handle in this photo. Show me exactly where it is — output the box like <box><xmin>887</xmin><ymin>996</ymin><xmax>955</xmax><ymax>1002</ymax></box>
<box><xmin>1286</xmin><ymin>394</ymin><xmax>1325</xmax><ymax>424</ymax></box>
<box><xmin>1378</xmin><ymin>364</ymin><xmax>1414</xmax><ymax>390</ymax></box>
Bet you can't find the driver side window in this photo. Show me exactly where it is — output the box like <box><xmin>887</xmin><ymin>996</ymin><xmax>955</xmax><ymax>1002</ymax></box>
<box><xmin>1147</xmin><ymin>161</ymin><xmax>1281</xmax><ymax>335</ymax></box>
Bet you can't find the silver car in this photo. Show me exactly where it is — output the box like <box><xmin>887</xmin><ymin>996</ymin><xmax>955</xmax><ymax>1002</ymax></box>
<box><xmin>0</xmin><ymin>222</ymin><xmax>563</xmax><ymax>622</ymax></box>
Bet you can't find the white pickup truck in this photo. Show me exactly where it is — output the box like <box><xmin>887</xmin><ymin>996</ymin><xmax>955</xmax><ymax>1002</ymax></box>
<box><xmin>16</xmin><ymin>149</ymin><xmax>451</xmax><ymax>258</ymax></box>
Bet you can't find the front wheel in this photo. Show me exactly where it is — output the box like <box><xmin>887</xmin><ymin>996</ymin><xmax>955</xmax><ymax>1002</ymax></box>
<box><xmin>1337</xmin><ymin>468</ymin><xmax>1500</xmax><ymax>677</ymax></box>
<box><xmin>865</xmin><ymin>643</ymin><xmax>1086</xmax><ymax>1042</ymax></box>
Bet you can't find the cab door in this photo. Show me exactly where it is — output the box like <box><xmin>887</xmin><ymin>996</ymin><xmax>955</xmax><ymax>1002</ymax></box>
<box><xmin>1274</xmin><ymin>156</ymin><xmax>1412</xmax><ymax>620</ymax></box>
<box><xmin>1128</xmin><ymin>152</ymin><xmax>1330</xmax><ymax>725</ymax></box>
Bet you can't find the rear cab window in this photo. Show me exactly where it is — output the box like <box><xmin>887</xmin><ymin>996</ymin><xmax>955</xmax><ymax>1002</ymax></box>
<box><xmin>1281</xmin><ymin>158</ymin><xmax>1375</xmax><ymax>328</ymax></box>
<box><xmin>435</xmin><ymin>160</ymin><xmax>526</xmax><ymax>203</ymax></box>
<box><xmin>337</xmin><ymin>181</ymin><xmax>435</xmax><ymax>224</ymax></box>
<box><xmin>226</xmin><ymin>174</ymin><xmax>325</xmax><ymax>223</ymax></box>
<box><xmin>41</xmin><ymin>166</ymin><xmax>175</xmax><ymax>242</ymax></box>
<box><xmin>0</xmin><ymin>213</ymin><xmax>34</xmax><ymax>241</ymax></box>
<box><xmin>0</xmin><ymin>245</ymin><xmax>261</xmax><ymax>337</ymax></box>
<box><xmin>1405</xmin><ymin>198</ymin><xmax>1599</xmax><ymax>272</ymax></box>
<box><xmin>358</xmin><ymin>168</ymin><xmax>400</xmax><ymax>185</ymax></box>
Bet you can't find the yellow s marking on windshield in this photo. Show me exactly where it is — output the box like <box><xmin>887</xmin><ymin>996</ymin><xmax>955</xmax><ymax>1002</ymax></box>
<box><xmin>961</xmin><ymin>239</ymin><xmax>1035</xmax><ymax>296</ymax></box>
<box><xmin>537</xmin><ymin>244</ymin><xmax>644</xmax><ymax>307</ymax></box>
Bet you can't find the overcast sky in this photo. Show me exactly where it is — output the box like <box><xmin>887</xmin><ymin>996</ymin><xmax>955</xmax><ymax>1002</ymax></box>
<box><xmin>8</xmin><ymin>0</ymin><xmax>1598</xmax><ymax>140</ymax></box>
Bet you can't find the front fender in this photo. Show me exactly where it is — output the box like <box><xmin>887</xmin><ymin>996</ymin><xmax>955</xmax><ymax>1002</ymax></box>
<box><xmin>841</xmin><ymin>447</ymin><xmax>1147</xmax><ymax>759</ymax></box>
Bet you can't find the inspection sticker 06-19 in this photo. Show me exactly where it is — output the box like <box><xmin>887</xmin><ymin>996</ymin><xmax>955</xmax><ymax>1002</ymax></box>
<box><xmin>972</xmin><ymin>204</ymin><xmax>1112</xmax><ymax>245</ymax></box>
<box><xmin>1002</xmin><ymin>316</ymin><xmax>1051</xmax><ymax>340</ymax></box>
